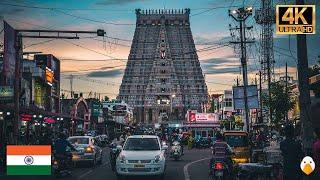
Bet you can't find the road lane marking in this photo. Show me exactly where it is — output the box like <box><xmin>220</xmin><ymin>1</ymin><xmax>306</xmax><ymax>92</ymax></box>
<box><xmin>78</xmin><ymin>169</ymin><xmax>94</xmax><ymax>179</ymax></box>
<box><xmin>183</xmin><ymin>157</ymin><xmax>211</xmax><ymax>180</ymax></box>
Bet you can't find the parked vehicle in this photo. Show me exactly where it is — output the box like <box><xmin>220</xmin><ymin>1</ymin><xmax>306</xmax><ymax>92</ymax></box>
<box><xmin>195</xmin><ymin>137</ymin><xmax>211</xmax><ymax>149</ymax></box>
<box><xmin>68</xmin><ymin>136</ymin><xmax>103</xmax><ymax>166</ymax></box>
<box><xmin>116</xmin><ymin>135</ymin><xmax>168</xmax><ymax>180</ymax></box>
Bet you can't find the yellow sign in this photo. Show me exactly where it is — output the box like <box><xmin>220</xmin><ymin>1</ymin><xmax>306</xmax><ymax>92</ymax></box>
<box><xmin>45</xmin><ymin>68</ymin><xmax>54</xmax><ymax>85</ymax></box>
<box><xmin>276</xmin><ymin>5</ymin><xmax>316</xmax><ymax>34</ymax></box>
<box><xmin>300</xmin><ymin>156</ymin><xmax>315</xmax><ymax>175</ymax></box>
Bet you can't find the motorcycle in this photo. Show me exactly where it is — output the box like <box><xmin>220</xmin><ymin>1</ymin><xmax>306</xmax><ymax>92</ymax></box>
<box><xmin>52</xmin><ymin>153</ymin><xmax>73</xmax><ymax>178</ymax></box>
<box><xmin>210</xmin><ymin>161</ymin><xmax>229</xmax><ymax>180</ymax></box>
<box><xmin>170</xmin><ymin>141</ymin><xmax>182</xmax><ymax>161</ymax></box>
<box><xmin>195</xmin><ymin>138</ymin><xmax>211</xmax><ymax>149</ymax></box>
<box><xmin>109</xmin><ymin>143</ymin><xmax>121</xmax><ymax>171</ymax></box>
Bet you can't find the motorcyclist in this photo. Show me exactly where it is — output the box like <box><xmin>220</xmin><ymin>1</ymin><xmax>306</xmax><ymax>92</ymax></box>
<box><xmin>109</xmin><ymin>137</ymin><xmax>123</xmax><ymax>171</ymax></box>
<box><xmin>209</xmin><ymin>132</ymin><xmax>233</xmax><ymax>175</ymax></box>
<box><xmin>53</xmin><ymin>133</ymin><xmax>76</xmax><ymax>169</ymax></box>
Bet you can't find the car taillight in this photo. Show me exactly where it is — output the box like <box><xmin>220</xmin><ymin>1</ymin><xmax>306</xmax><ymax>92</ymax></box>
<box><xmin>214</xmin><ymin>162</ymin><xmax>223</xmax><ymax>170</ymax></box>
<box><xmin>85</xmin><ymin>146</ymin><xmax>93</xmax><ymax>153</ymax></box>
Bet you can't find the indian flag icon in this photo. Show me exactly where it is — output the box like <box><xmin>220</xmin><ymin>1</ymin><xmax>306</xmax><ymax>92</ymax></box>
<box><xmin>6</xmin><ymin>145</ymin><xmax>51</xmax><ymax>175</ymax></box>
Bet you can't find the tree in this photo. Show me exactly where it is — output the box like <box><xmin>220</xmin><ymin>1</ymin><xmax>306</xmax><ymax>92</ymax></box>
<box><xmin>263</xmin><ymin>82</ymin><xmax>296</xmax><ymax>125</ymax></box>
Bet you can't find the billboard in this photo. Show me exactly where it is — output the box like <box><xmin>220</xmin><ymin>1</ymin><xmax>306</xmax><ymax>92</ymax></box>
<box><xmin>233</xmin><ymin>85</ymin><xmax>259</xmax><ymax>110</ymax></box>
<box><xmin>45</xmin><ymin>67</ymin><xmax>54</xmax><ymax>86</ymax></box>
<box><xmin>2</xmin><ymin>21</ymin><xmax>16</xmax><ymax>86</ymax></box>
<box><xmin>195</xmin><ymin>113</ymin><xmax>219</xmax><ymax>123</ymax></box>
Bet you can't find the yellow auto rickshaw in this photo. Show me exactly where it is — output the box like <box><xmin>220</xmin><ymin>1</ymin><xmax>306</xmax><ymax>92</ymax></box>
<box><xmin>223</xmin><ymin>131</ymin><xmax>250</xmax><ymax>164</ymax></box>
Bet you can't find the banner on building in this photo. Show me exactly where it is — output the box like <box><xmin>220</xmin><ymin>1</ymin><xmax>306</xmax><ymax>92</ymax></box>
<box><xmin>195</xmin><ymin>113</ymin><xmax>219</xmax><ymax>123</ymax></box>
<box><xmin>45</xmin><ymin>67</ymin><xmax>54</xmax><ymax>86</ymax></box>
<box><xmin>233</xmin><ymin>85</ymin><xmax>259</xmax><ymax>110</ymax></box>
<box><xmin>2</xmin><ymin>21</ymin><xmax>16</xmax><ymax>86</ymax></box>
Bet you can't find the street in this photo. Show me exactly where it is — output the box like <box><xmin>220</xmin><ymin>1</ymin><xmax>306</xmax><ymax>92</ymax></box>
<box><xmin>1</xmin><ymin>147</ymin><xmax>212</xmax><ymax>180</ymax></box>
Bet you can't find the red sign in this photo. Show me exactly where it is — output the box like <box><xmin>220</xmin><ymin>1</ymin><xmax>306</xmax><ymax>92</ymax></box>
<box><xmin>189</xmin><ymin>112</ymin><xmax>196</xmax><ymax>122</ymax></box>
<box><xmin>20</xmin><ymin>114</ymin><xmax>32</xmax><ymax>121</ymax></box>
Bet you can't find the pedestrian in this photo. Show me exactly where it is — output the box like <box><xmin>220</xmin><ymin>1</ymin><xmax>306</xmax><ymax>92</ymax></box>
<box><xmin>280</xmin><ymin>125</ymin><xmax>304</xmax><ymax>180</ymax></box>
<box><xmin>312</xmin><ymin>127</ymin><xmax>320</xmax><ymax>179</ymax></box>
<box><xmin>187</xmin><ymin>135</ymin><xmax>194</xmax><ymax>149</ymax></box>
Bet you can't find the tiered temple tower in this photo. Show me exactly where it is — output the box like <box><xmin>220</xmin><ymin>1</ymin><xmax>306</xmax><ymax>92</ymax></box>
<box><xmin>118</xmin><ymin>9</ymin><xmax>208</xmax><ymax>124</ymax></box>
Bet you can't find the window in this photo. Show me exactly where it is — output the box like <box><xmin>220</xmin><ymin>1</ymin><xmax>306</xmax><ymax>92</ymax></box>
<box><xmin>224</xmin><ymin>98</ymin><xmax>232</xmax><ymax>107</ymax></box>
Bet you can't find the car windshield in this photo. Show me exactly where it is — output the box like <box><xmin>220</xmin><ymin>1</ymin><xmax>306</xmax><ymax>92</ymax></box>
<box><xmin>123</xmin><ymin>138</ymin><xmax>160</xmax><ymax>151</ymax></box>
<box><xmin>224</xmin><ymin>135</ymin><xmax>248</xmax><ymax>147</ymax></box>
<box><xmin>69</xmin><ymin>137</ymin><xmax>89</xmax><ymax>145</ymax></box>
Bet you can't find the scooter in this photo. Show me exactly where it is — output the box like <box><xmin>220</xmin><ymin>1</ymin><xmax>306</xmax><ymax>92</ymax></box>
<box><xmin>170</xmin><ymin>141</ymin><xmax>182</xmax><ymax>161</ymax></box>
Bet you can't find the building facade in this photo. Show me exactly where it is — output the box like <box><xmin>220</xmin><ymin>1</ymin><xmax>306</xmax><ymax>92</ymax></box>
<box><xmin>118</xmin><ymin>9</ymin><xmax>208</xmax><ymax>124</ymax></box>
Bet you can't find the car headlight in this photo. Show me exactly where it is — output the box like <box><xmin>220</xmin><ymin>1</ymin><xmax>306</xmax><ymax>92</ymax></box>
<box><xmin>119</xmin><ymin>154</ymin><xmax>126</xmax><ymax>164</ymax></box>
<box><xmin>155</xmin><ymin>155</ymin><xmax>161</xmax><ymax>163</ymax></box>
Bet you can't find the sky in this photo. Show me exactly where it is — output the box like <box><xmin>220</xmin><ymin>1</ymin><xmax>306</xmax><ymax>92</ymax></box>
<box><xmin>0</xmin><ymin>0</ymin><xmax>319</xmax><ymax>99</ymax></box>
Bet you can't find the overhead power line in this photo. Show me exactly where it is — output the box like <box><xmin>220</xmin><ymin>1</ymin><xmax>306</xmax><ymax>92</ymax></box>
<box><xmin>53</xmin><ymin>9</ymin><xmax>135</xmax><ymax>26</ymax></box>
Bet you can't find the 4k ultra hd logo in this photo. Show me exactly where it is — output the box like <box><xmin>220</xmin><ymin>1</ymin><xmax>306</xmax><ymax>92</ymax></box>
<box><xmin>276</xmin><ymin>5</ymin><xmax>316</xmax><ymax>34</ymax></box>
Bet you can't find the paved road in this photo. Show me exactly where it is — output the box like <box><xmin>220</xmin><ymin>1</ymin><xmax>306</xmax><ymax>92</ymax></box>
<box><xmin>1</xmin><ymin>147</ymin><xmax>212</xmax><ymax>180</ymax></box>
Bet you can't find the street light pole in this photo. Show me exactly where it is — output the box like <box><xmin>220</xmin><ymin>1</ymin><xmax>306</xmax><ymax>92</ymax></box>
<box><xmin>170</xmin><ymin>94</ymin><xmax>176</xmax><ymax>120</ymax></box>
<box><xmin>229</xmin><ymin>7</ymin><xmax>254</xmax><ymax>132</ymax></box>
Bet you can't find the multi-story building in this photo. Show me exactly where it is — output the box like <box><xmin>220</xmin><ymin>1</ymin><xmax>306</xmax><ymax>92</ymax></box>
<box><xmin>217</xmin><ymin>90</ymin><xmax>234</xmax><ymax>120</ymax></box>
<box><xmin>118</xmin><ymin>9</ymin><xmax>208</xmax><ymax>124</ymax></box>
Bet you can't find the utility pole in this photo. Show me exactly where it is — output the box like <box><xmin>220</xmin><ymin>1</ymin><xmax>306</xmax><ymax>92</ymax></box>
<box><xmin>229</xmin><ymin>7</ymin><xmax>254</xmax><ymax>132</ymax></box>
<box><xmin>12</xmin><ymin>33</ymin><xmax>22</xmax><ymax>144</ymax></box>
<box><xmin>237</xmin><ymin>76</ymin><xmax>239</xmax><ymax>86</ymax></box>
<box><xmin>296</xmin><ymin>0</ymin><xmax>313</xmax><ymax>155</ymax></box>
<box><xmin>70</xmin><ymin>74</ymin><xmax>74</xmax><ymax>99</ymax></box>
<box><xmin>255</xmin><ymin>0</ymin><xmax>275</xmax><ymax>125</ymax></box>
<box><xmin>285</xmin><ymin>62</ymin><xmax>288</xmax><ymax>123</ymax></box>
<box><xmin>259</xmin><ymin>71</ymin><xmax>263</xmax><ymax>123</ymax></box>
<box><xmin>9</xmin><ymin>27</ymin><xmax>106</xmax><ymax>144</ymax></box>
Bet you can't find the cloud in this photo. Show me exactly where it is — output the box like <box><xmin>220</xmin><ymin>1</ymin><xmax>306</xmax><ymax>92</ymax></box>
<box><xmin>86</xmin><ymin>69</ymin><xmax>123</xmax><ymax>77</ymax></box>
<box><xmin>96</xmin><ymin>0</ymin><xmax>148</xmax><ymax>6</ymax></box>
<box><xmin>0</xmin><ymin>8</ymin><xmax>24</xmax><ymax>16</ymax></box>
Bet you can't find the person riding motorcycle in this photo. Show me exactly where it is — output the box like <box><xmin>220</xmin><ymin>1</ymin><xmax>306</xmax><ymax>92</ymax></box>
<box><xmin>209</xmin><ymin>132</ymin><xmax>233</xmax><ymax>176</ymax></box>
<box><xmin>171</xmin><ymin>133</ymin><xmax>184</xmax><ymax>155</ymax></box>
<box><xmin>109</xmin><ymin>137</ymin><xmax>123</xmax><ymax>171</ymax></box>
<box><xmin>53</xmin><ymin>133</ymin><xmax>76</xmax><ymax>170</ymax></box>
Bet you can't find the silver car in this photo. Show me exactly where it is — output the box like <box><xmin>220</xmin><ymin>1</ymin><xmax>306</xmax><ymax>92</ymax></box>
<box><xmin>68</xmin><ymin>136</ymin><xmax>103</xmax><ymax>166</ymax></box>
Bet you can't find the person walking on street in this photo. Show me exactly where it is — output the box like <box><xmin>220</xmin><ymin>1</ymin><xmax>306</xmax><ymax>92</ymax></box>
<box><xmin>187</xmin><ymin>135</ymin><xmax>194</xmax><ymax>149</ymax></box>
<box><xmin>280</xmin><ymin>125</ymin><xmax>304</xmax><ymax>180</ymax></box>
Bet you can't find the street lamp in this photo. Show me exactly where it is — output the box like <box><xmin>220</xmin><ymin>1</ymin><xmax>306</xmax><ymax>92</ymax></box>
<box><xmin>170</xmin><ymin>94</ymin><xmax>176</xmax><ymax>120</ymax></box>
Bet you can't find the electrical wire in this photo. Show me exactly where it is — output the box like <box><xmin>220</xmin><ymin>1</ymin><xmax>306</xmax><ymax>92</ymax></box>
<box><xmin>53</xmin><ymin>9</ymin><xmax>135</xmax><ymax>26</ymax></box>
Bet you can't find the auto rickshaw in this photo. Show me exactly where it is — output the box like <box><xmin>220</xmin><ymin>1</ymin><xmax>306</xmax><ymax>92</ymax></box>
<box><xmin>223</xmin><ymin>131</ymin><xmax>250</xmax><ymax>164</ymax></box>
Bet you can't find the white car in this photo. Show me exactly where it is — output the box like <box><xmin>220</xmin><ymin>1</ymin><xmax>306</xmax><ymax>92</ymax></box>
<box><xmin>68</xmin><ymin>136</ymin><xmax>103</xmax><ymax>166</ymax></box>
<box><xmin>116</xmin><ymin>135</ymin><xmax>168</xmax><ymax>180</ymax></box>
